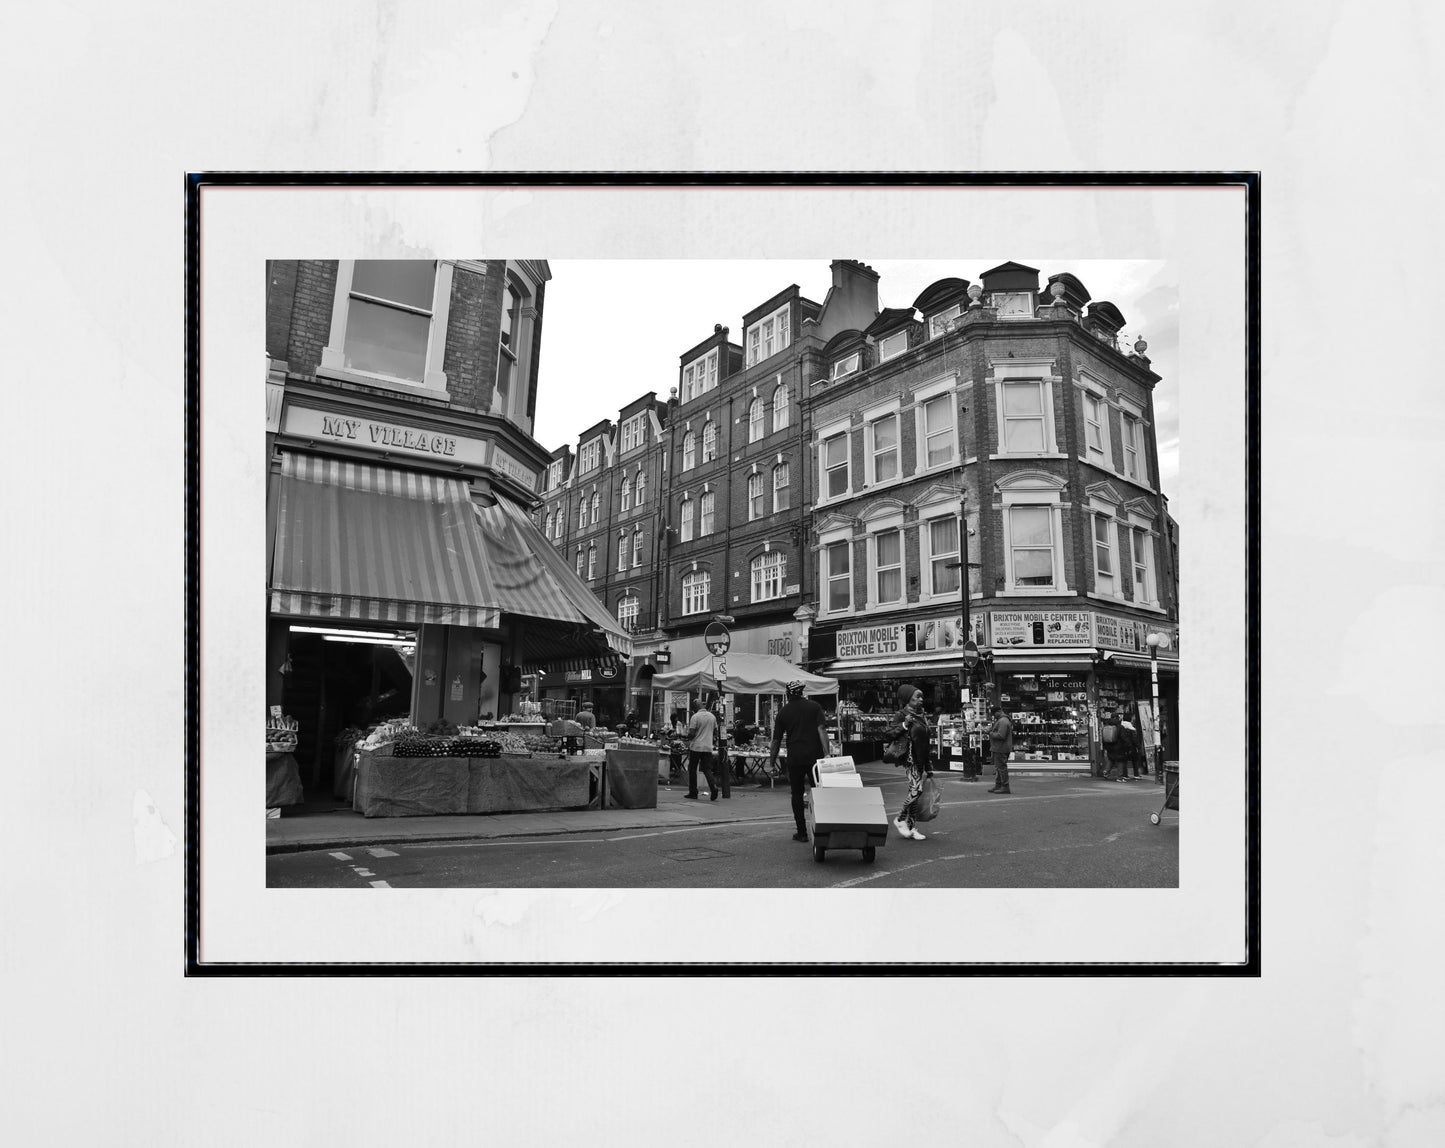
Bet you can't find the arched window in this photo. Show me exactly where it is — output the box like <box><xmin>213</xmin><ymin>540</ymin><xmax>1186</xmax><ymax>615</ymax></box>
<box><xmin>632</xmin><ymin>529</ymin><xmax>644</xmax><ymax>567</ymax></box>
<box><xmin>773</xmin><ymin>383</ymin><xmax>790</xmax><ymax>431</ymax></box>
<box><xmin>773</xmin><ymin>462</ymin><xmax>791</xmax><ymax>511</ymax></box>
<box><xmin>748</xmin><ymin>397</ymin><xmax>764</xmax><ymax>442</ymax></box>
<box><xmin>635</xmin><ymin>471</ymin><xmax>647</xmax><ymax>506</ymax></box>
<box><xmin>747</xmin><ymin>472</ymin><xmax>765</xmax><ymax>520</ymax></box>
<box><xmin>702</xmin><ymin>421</ymin><xmax>717</xmax><ymax>462</ymax></box>
<box><xmin>577</xmin><ymin>499</ymin><xmax>587</xmax><ymax>530</ymax></box>
<box><xmin>679</xmin><ymin>497</ymin><xmax>694</xmax><ymax>542</ymax></box>
<box><xmin>751</xmin><ymin>552</ymin><xmax>786</xmax><ymax>602</ymax></box>
<box><xmin>700</xmin><ymin>491</ymin><xmax>715</xmax><ymax>536</ymax></box>
<box><xmin>587</xmin><ymin>544</ymin><xmax>597</xmax><ymax>580</ymax></box>
<box><xmin>575</xmin><ymin>547</ymin><xmax>584</xmax><ymax>577</ymax></box>
<box><xmin>617</xmin><ymin>596</ymin><xmax>640</xmax><ymax>631</ymax></box>
<box><xmin>555</xmin><ymin>512</ymin><xmax>565</xmax><ymax>540</ymax></box>
<box><xmin>617</xmin><ymin>532</ymin><xmax>628</xmax><ymax>572</ymax></box>
<box><xmin>681</xmin><ymin>571</ymin><xmax>710</xmax><ymax>615</ymax></box>
<box><xmin>620</xmin><ymin>474</ymin><xmax>632</xmax><ymax>512</ymax></box>
<box><xmin>682</xmin><ymin>431</ymin><xmax>696</xmax><ymax>470</ymax></box>
<box><xmin>544</xmin><ymin>511</ymin><xmax>553</xmax><ymax>537</ymax></box>
<box><xmin>590</xmin><ymin>492</ymin><xmax>600</xmax><ymax>525</ymax></box>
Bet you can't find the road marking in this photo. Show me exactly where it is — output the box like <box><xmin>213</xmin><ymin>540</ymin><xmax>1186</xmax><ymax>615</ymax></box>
<box><xmin>368</xmin><ymin>880</ymin><xmax>391</xmax><ymax>888</ymax></box>
<box><xmin>328</xmin><ymin>851</ymin><xmax>352</xmax><ymax>860</ymax></box>
<box><xmin>365</xmin><ymin>847</ymin><xmax>399</xmax><ymax>857</ymax></box>
<box><xmin>353</xmin><ymin>868</ymin><xmax>375</xmax><ymax>877</ymax></box>
<box><xmin>830</xmin><ymin>836</ymin><xmax>1144</xmax><ymax>888</ymax></box>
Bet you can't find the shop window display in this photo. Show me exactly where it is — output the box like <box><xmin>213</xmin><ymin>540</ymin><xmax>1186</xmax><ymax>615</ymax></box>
<box><xmin>996</xmin><ymin>673</ymin><xmax>1090</xmax><ymax>762</ymax></box>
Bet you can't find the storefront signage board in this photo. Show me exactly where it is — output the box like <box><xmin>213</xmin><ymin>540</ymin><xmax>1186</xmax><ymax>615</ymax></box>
<box><xmin>283</xmin><ymin>405</ymin><xmax>490</xmax><ymax>467</ymax></box>
<box><xmin>1093</xmin><ymin>612</ymin><xmax>1181</xmax><ymax>658</ymax></box>
<box><xmin>488</xmin><ymin>443</ymin><xmax>541</xmax><ymax>493</ymax></box>
<box><xmin>990</xmin><ymin>610</ymin><xmax>1093</xmax><ymax>648</ymax></box>
<box><xmin>836</xmin><ymin>623</ymin><xmax>904</xmax><ymax>660</ymax></box>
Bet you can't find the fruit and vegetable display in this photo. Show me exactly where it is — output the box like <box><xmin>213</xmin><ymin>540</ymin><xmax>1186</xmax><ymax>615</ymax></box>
<box><xmin>266</xmin><ymin>712</ymin><xmax>298</xmax><ymax>753</ymax></box>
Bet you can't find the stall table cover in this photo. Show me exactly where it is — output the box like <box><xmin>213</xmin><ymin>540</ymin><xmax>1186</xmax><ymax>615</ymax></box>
<box><xmin>354</xmin><ymin>751</ymin><xmax>591</xmax><ymax>817</ymax></box>
<box><xmin>265</xmin><ymin>752</ymin><xmax>304</xmax><ymax>807</ymax></box>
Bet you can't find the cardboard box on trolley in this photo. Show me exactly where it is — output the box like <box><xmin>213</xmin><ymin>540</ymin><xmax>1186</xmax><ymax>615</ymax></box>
<box><xmin>806</xmin><ymin>756</ymin><xmax>889</xmax><ymax>863</ymax></box>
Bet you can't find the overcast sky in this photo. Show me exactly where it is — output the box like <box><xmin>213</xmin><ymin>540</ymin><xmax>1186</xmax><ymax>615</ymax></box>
<box><xmin>531</xmin><ymin>260</ymin><xmax>1179</xmax><ymax>503</ymax></box>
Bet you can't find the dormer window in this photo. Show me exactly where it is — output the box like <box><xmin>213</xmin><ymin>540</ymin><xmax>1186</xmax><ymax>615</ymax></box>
<box><xmin>682</xmin><ymin>350</ymin><xmax>718</xmax><ymax>403</ymax></box>
<box><xmin>546</xmin><ymin>459</ymin><xmax>564</xmax><ymax>490</ymax></box>
<box><xmin>832</xmin><ymin>352</ymin><xmax>860</xmax><ymax>380</ymax></box>
<box><xmin>746</xmin><ymin>304</ymin><xmax>791</xmax><ymax>367</ymax></box>
<box><xmin>877</xmin><ymin>330</ymin><xmax>908</xmax><ymax>362</ymax></box>
<box><xmin>928</xmin><ymin>304</ymin><xmax>962</xmax><ymax>339</ymax></box>
<box><xmin>578</xmin><ymin>439</ymin><xmax>602</xmax><ymax>473</ymax></box>
<box><xmin>620</xmin><ymin>413</ymin><xmax>646</xmax><ymax>453</ymax></box>
<box><xmin>992</xmin><ymin>291</ymin><xmax>1035</xmax><ymax>320</ymax></box>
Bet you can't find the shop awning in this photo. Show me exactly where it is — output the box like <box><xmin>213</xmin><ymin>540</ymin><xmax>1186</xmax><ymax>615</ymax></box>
<box><xmin>824</xmin><ymin>656</ymin><xmax>962</xmax><ymax>679</ymax></box>
<box><xmin>989</xmin><ymin>651</ymin><xmax>1097</xmax><ymax>673</ymax></box>
<box><xmin>1097</xmin><ymin>650</ymin><xmax>1180</xmax><ymax>673</ymax></box>
<box><xmin>269</xmin><ymin>453</ymin><xmax>501</xmax><ymax>628</ymax></box>
<box><xmin>471</xmin><ymin>497</ymin><xmax>633</xmax><ymax>672</ymax></box>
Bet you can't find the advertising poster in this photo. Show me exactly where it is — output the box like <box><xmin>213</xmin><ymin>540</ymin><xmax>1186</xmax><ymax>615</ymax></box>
<box><xmin>990</xmin><ymin>610</ymin><xmax>1093</xmax><ymax>648</ymax></box>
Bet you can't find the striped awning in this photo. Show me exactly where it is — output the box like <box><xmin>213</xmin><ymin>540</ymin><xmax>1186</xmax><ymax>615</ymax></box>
<box><xmin>268</xmin><ymin>453</ymin><xmax>501</xmax><ymax>628</ymax></box>
<box><xmin>472</xmin><ymin>497</ymin><xmax>633</xmax><ymax>671</ymax></box>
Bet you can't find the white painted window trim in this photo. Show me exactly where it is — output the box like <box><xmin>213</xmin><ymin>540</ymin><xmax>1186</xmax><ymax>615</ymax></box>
<box><xmin>912</xmin><ymin>378</ymin><xmax>960</xmax><ymax>475</ymax></box>
<box><xmin>867</xmin><ymin>521</ymin><xmax>907</xmax><ymax>610</ymax></box>
<box><xmin>919</xmin><ymin>511</ymin><xmax>962</xmax><ymax>603</ymax></box>
<box><xmin>681</xmin><ymin>349</ymin><xmax>718</xmax><ymax>403</ymax></box>
<box><xmin>862</xmin><ymin>397</ymin><xmax>903</xmax><ymax>488</ymax></box>
<box><xmin>620</xmin><ymin>474</ymin><xmax>633</xmax><ymax>512</ymax></box>
<box><xmin>928</xmin><ymin>303</ymin><xmax>963</xmax><ymax>339</ymax></box>
<box><xmin>700</xmin><ymin>490</ymin><xmax>716</xmax><ymax>536</ymax></box>
<box><xmin>746</xmin><ymin>303</ymin><xmax>791</xmax><ymax>367</ymax></box>
<box><xmin>877</xmin><ymin>329</ymin><xmax>909</xmax><ymax>363</ymax></box>
<box><xmin>1076</xmin><ymin>372</ymin><xmax>1114</xmax><ymax>470</ymax></box>
<box><xmin>816</xmin><ymin>420</ymin><xmax>853</xmax><ymax>505</ymax></box>
<box><xmin>772</xmin><ymin>379</ymin><xmax>790</xmax><ymax>431</ymax></box>
<box><xmin>617</xmin><ymin>533</ymin><xmax>628</xmax><ymax>573</ymax></box>
<box><xmin>998</xmin><ymin>481</ymin><xmax>1070</xmax><ymax>594</ymax></box>
<box><xmin>681</xmin><ymin>571</ymin><xmax>711</xmax><ymax>616</ymax></box>
<box><xmin>701</xmin><ymin>420</ymin><xmax>717</xmax><ymax>462</ymax></box>
<box><xmin>578</xmin><ymin>438</ymin><xmax>602</xmax><ymax>474</ymax></box>
<box><xmin>992</xmin><ymin>290</ymin><xmax>1036</xmax><ymax>320</ymax></box>
<box><xmin>772</xmin><ymin>461</ymin><xmax>790</xmax><ymax>511</ymax></box>
<box><xmin>1091</xmin><ymin>510</ymin><xmax>1121</xmax><ymax>600</ymax></box>
<box><xmin>748</xmin><ymin>396</ymin><xmax>765</xmax><ymax>443</ymax></box>
<box><xmin>632</xmin><ymin>529</ymin><xmax>644</xmax><ymax>568</ymax></box>
<box><xmin>818</xmin><ymin>528</ymin><xmax>856</xmax><ymax>618</ymax></box>
<box><xmin>1125</xmin><ymin>513</ymin><xmax>1160</xmax><ymax>608</ymax></box>
<box><xmin>746</xmin><ymin>472</ymin><xmax>765</xmax><ymax>522</ymax></box>
<box><xmin>634</xmin><ymin>471</ymin><xmax>648</xmax><ymax>506</ymax></box>
<box><xmin>617</xmin><ymin>596</ymin><xmax>640</xmax><ymax>630</ymax></box>
<box><xmin>832</xmin><ymin>351</ymin><xmax>860</xmax><ymax>380</ymax></box>
<box><xmin>620</xmin><ymin>413</ymin><xmax>646</xmax><ymax>454</ymax></box>
<box><xmin>750</xmin><ymin>551</ymin><xmax>786</xmax><ymax>603</ymax></box>
<box><xmin>992</xmin><ymin>358</ymin><xmax>1060</xmax><ymax>457</ymax></box>
<box><xmin>321</xmin><ymin>259</ymin><xmax>453</xmax><ymax>395</ymax></box>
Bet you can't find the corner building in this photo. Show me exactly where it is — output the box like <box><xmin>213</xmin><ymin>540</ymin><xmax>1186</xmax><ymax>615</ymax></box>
<box><xmin>265</xmin><ymin>259</ymin><xmax>632</xmax><ymax>794</ymax></box>
<box><xmin>804</xmin><ymin>262</ymin><xmax>1179</xmax><ymax>773</ymax></box>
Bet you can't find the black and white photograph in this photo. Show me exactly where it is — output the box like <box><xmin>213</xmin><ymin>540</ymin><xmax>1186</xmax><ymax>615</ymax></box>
<box><xmin>261</xmin><ymin>255</ymin><xmax>1185</xmax><ymax>894</ymax></box>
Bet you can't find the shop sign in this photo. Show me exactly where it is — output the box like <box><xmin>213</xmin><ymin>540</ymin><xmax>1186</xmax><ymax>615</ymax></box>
<box><xmin>283</xmin><ymin>405</ymin><xmax>490</xmax><ymax>467</ymax></box>
<box><xmin>652</xmin><ymin>650</ymin><xmax>671</xmax><ymax>665</ymax></box>
<box><xmin>489</xmin><ymin>443</ymin><xmax>540</xmax><ymax>492</ymax></box>
<box><xmin>990</xmin><ymin>610</ymin><xmax>1092</xmax><ymax>648</ymax></box>
<box><xmin>836</xmin><ymin>624</ymin><xmax>904</xmax><ymax>659</ymax></box>
<box><xmin>914</xmin><ymin>614</ymin><xmax>986</xmax><ymax>652</ymax></box>
<box><xmin>766</xmin><ymin>635</ymin><xmax>793</xmax><ymax>658</ymax></box>
<box><xmin>565</xmin><ymin>669</ymin><xmax>592</xmax><ymax>682</ymax></box>
<box><xmin>1093</xmin><ymin>613</ymin><xmax>1180</xmax><ymax>657</ymax></box>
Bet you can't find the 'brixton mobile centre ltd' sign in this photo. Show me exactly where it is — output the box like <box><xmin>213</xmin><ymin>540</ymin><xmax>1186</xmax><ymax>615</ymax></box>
<box><xmin>836</xmin><ymin>624</ymin><xmax>904</xmax><ymax>659</ymax></box>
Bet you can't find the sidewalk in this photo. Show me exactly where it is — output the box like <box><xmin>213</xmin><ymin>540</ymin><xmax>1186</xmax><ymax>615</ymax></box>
<box><xmin>265</xmin><ymin>760</ymin><xmax>1164</xmax><ymax>854</ymax></box>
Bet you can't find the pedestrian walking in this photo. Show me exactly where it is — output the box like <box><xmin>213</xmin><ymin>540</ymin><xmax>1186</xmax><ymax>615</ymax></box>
<box><xmin>681</xmin><ymin>698</ymin><xmax>720</xmax><ymax>800</ymax></box>
<box><xmin>886</xmin><ymin>684</ymin><xmax>935</xmax><ymax>840</ymax></box>
<box><xmin>767</xmin><ymin>681</ymin><xmax>829</xmax><ymax>842</ymax></box>
<box><xmin>988</xmin><ymin>704</ymin><xmax>1014</xmax><ymax>794</ymax></box>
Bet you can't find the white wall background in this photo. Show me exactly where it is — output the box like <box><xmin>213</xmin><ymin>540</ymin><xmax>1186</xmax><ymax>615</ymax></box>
<box><xmin>3</xmin><ymin>1</ymin><xmax>1442</xmax><ymax>1144</ymax></box>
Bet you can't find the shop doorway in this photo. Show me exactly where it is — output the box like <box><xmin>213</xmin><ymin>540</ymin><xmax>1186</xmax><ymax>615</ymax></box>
<box><xmin>280</xmin><ymin>631</ymin><xmax>414</xmax><ymax>792</ymax></box>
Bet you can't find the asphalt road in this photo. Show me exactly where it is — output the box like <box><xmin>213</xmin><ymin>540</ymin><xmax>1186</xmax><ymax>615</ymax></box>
<box><xmin>267</xmin><ymin>775</ymin><xmax>1177</xmax><ymax>889</ymax></box>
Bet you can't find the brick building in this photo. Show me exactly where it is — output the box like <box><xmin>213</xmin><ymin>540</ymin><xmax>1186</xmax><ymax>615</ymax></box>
<box><xmin>805</xmin><ymin>261</ymin><xmax>1179</xmax><ymax>771</ymax></box>
<box><xmin>264</xmin><ymin>259</ymin><xmax>632</xmax><ymax>793</ymax></box>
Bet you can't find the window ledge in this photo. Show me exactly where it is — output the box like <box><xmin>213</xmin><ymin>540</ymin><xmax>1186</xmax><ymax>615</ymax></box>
<box><xmin>910</xmin><ymin>459</ymin><xmax>962</xmax><ymax>479</ymax></box>
<box><xmin>316</xmin><ymin>365</ymin><xmax>451</xmax><ymax>401</ymax></box>
<box><xmin>989</xmin><ymin>452</ymin><xmax>1068</xmax><ymax>462</ymax></box>
<box><xmin>998</xmin><ymin>588</ymin><xmax>1074</xmax><ymax>597</ymax></box>
<box><xmin>1085</xmin><ymin>591</ymin><xmax>1131</xmax><ymax>606</ymax></box>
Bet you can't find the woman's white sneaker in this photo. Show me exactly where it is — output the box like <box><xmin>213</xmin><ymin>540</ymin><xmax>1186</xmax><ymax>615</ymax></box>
<box><xmin>894</xmin><ymin>818</ymin><xmax>911</xmax><ymax>838</ymax></box>
<box><xmin>909</xmin><ymin>828</ymin><xmax>927</xmax><ymax>841</ymax></box>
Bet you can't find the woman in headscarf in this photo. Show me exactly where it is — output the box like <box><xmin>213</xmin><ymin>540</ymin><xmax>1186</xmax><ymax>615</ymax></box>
<box><xmin>886</xmin><ymin>683</ymin><xmax>934</xmax><ymax>841</ymax></box>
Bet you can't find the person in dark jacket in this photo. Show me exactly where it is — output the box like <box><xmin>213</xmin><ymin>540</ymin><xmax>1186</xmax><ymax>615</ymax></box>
<box><xmin>886</xmin><ymin>683</ymin><xmax>935</xmax><ymax>840</ymax></box>
<box><xmin>988</xmin><ymin>705</ymin><xmax>1014</xmax><ymax>794</ymax></box>
<box><xmin>768</xmin><ymin>681</ymin><xmax>829</xmax><ymax>842</ymax></box>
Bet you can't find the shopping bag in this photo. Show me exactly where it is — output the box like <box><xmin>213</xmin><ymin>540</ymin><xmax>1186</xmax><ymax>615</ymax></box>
<box><xmin>912</xmin><ymin>776</ymin><xmax>942</xmax><ymax>822</ymax></box>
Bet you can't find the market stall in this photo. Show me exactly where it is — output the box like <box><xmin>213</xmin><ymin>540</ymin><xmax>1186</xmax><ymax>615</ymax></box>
<box><xmin>650</xmin><ymin>653</ymin><xmax>838</xmax><ymax>783</ymax></box>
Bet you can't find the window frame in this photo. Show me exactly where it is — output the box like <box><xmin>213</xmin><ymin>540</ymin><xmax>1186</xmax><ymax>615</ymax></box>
<box><xmin>617</xmin><ymin>532</ymin><xmax>628</xmax><ymax>573</ymax></box>
<box><xmin>681</xmin><ymin>570</ymin><xmax>711</xmax><ymax>616</ymax></box>
<box><xmin>699</xmin><ymin>490</ymin><xmax>715</xmax><ymax>536</ymax></box>
<box><xmin>619</xmin><ymin>413</ymin><xmax>646</xmax><ymax>454</ymax></box>
<box><xmin>679</xmin><ymin>496</ymin><xmax>694</xmax><ymax>542</ymax></box>
<box><xmin>870</xmin><ymin>526</ymin><xmax>905</xmax><ymax>607</ymax></box>
<box><xmin>924</xmin><ymin>513</ymin><xmax>961</xmax><ymax>599</ymax></box>
<box><xmin>746</xmin><ymin>472</ymin><xmax>765</xmax><ymax>521</ymax></box>
<box><xmin>575</xmin><ymin>547</ymin><xmax>584</xmax><ymax>577</ymax></box>
<box><xmin>587</xmin><ymin>543</ymin><xmax>597</xmax><ymax>581</ymax></box>
<box><xmin>992</xmin><ymin>290</ymin><xmax>1036</xmax><ymax>320</ymax></box>
<box><xmin>681</xmin><ymin>349</ymin><xmax>718</xmax><ymax>403</ymax></box>
<box><xmin>632</xmin><ymin>528</ymin><xmax>644</xmax><ymax>569</ymax></box>
<box><xmin>578</xmin><ymin>438</ymin><xmax>602</xmax><ymax>474</ymax></box>
<box><xmin>863</xmin><ymin>400</ymin><xmax>902</xmax><ymax>487</ymax></box>
<box><xmin>589</xmin><ymin>492</ymin><xmax>600</xmax><ymax>526</ymax></box>
<box><xmin>831</xmin><ymin>352</ymin><xmax>860</xmax><ymax>380</ymax></box>
<box><xmin>819</xmin><ymin>424</ymin><xmax>851</xmax><ymax>503</ymax></box>
<box><xmin>750</xmin><ymin>551</ymin><xmax>786</xmax><ymax>603</ymax></box>
<box><xmin>928</xmin><ymin>303</ymin><xmax>962</xmax><ymax>339</ymax></box>
<box><xmin>876</xmin><ymin>329</ymin><xmax>909</xmax><ymax>363</ymax></box>
<box><xmin>681</xmin><ymin>431</ymin><xmax>696</xmax><ymax>471</ymax></box>
<box><xmin>821</xmin><ymin>535</ymin><xmax>853</xmax><ymax>616</ymax></box>
<box><xmin>992</xmin><ymin>359</ymin><xmax>1060</xmax><ymax>458</ymax></box>
<box><xmin>745</xmin><ymin>303</ymin><xmax>791</xmax><ymax>368</ymax></box>
<box><xmin>772</xmin><ymin>382</ymin><xmax>790</xmax><ymax>430</ymax></box>
<box><xmin>748</xmin><ymin>397</ymin><xmax>764</xmax><ymax>443</ymax></box>
<box><xmin>634</xmin><ymin>471</ymin><xmax>647</xmax><ymax>506</ymax></box>
<box><xmin>1131</xmin><ymin>525</ymin><xmax>1157</xmax><ymax>606</ymax></box>
<box><xmin>996</xmin><ymin>473</ymin><xmax>1071</xmax><ymax>595</ymax></box>
<box><xmin>320</xmin><ymin>259</ymin><xmax>453</xmax><ymax>395</ymax></box>
<box><xmin>620</xmin><ymin>474</ymin><xmax>633</xmax><ymax>512</ymax></box>
<box><xmin>1092</xmin><ymin>512</ymin><xmax>1118</xmax><ymax>597</ymax></box>
<box><xmin>701</xmin><ymin>421</ymin><xmax>717</xmax><ymax>462</ymax></box>
<box><xmin>773</xmin><ymin>461</ymin><xmax>790</xmax><ymax>512</ymax></box>
<box><xmin>616</xmin><ymin>596</ymin><xmax>640</xmax><ymax>631</ymax></box>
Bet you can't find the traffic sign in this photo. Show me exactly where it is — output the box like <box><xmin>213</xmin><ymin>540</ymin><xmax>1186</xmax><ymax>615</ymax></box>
<box><xmin>703</xmin><ymin>620</ymin><xmax>731</xmax><ymax>657</ymax></box>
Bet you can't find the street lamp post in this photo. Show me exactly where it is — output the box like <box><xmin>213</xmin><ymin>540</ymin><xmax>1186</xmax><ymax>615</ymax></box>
<box><xmin>948</xmin><ymin>493</ymin><xmax>984</xmax><ymax>778</ymax></box>
<box><xmin>1145</xmin><ymin>631</ymin><xmax>1169</xmax><ymax>782</ymax></box>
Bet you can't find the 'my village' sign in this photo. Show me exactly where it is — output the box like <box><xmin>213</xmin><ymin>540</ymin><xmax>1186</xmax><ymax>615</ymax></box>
<box><xmin>283</xmin><ymin>406</ymin><xmax>491</xmax><ymax>468</ymax></box>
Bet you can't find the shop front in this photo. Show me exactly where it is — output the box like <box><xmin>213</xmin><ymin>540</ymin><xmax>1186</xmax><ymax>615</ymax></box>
<box><xmin>266</xmin><ymin>433</ymin><xmax>633</xmax><ymax>802</ymax></box>
<box><xmin>660</xmin><ymin>620</ymin><xmax>811</xmax><ymax>733</ymax></box>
